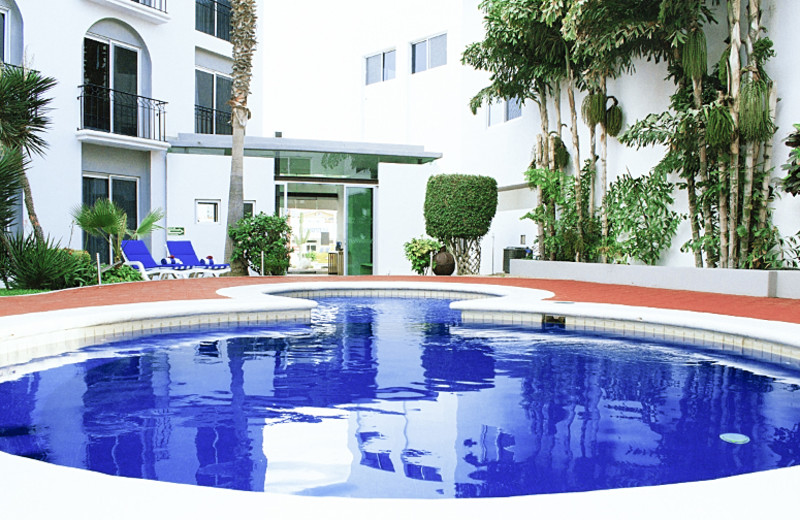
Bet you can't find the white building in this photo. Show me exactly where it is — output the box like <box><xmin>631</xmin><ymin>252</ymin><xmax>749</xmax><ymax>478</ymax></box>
<box><xmin>5</xmin><ymin>0</ymin><xmax>800</xmax><ymax>275</ymax></box>
<box><xmin>261</xmin><ymin>0</ymin><xmax>800</xmax><ymax>272</ymax></box>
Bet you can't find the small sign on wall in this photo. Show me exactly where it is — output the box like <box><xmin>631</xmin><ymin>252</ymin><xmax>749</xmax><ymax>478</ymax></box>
<box><xmin>167</xmin><ymin>227</ymin><xmax>185</xmax><ymax>236</ymax></box>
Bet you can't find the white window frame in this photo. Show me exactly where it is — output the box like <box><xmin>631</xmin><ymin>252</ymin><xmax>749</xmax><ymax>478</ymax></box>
<box><xmin>244</xmin><ymin>200</ymin><xmax>255</xmax><ymax>217</ymax></box>
<box><xmin>195</xmin><ymin>199</ymin><xmax>221</xmax><ymax>224</ymax></box>
<box><xmin>488</xmin><ymin>97</ymin><xmax>522</xmax><ymax>127</ymax></box>
<box><xmin>1</xmin><ymin>8</ymin><xmax>9</xmax><ymax>64</ymax></box>
<box><xmin>85</xmin><ymin>33</ymin><xmax>142</xmax><ymax>96</ymax></box>
<box><xmin>411</xmin><ymin>32</ymin><xmax>447</xmax><ymax>74</ymax></box>
<box><xmin>365</xmin><ymin>49</ymin><xmax>396</xmax><ymax>85</ymax></box>
<box><xmin>195</xmin><ymin>66</ymin><xmax>233</xmax><ymax>133</ymax></box>
<box><xmin>83</xmin><ymin>173</ymin><xmax>141</xmax><ymax>224</ymax></box>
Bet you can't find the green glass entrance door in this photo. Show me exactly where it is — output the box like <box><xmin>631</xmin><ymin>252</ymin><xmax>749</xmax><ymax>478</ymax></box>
<box><xmin>346</xmin><ymin>187</ymin><xmax>373</xmax><ymax>275</ymax></box>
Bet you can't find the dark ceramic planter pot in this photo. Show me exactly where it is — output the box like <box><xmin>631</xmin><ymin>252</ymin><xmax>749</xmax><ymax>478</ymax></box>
<box><xmin>432</xmin><ymin>248</ymin><xmax>455</xmax><ymax>276</ymax></box>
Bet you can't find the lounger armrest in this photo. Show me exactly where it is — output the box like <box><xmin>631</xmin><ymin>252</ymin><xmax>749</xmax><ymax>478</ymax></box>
<box><xmin>124</xmin><ymin>260</ymin><xmax>160</xmax><ymax>281</ymax></box>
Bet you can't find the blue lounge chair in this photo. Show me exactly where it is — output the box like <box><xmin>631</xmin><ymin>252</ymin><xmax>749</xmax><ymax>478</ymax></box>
<box><xmin>166</xmin><ymin>240</ymin><xmax>231</xmax><ymax>277</ymax></box>
<box><xmin>121</xmin><ymin>240</ymin><xmax>204</xmax><ymax>280</ymax></box>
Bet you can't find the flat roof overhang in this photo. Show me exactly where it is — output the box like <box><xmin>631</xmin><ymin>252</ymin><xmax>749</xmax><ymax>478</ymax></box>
<box><xmin>167</xmin><ymin>133</ymin><xmax>442</xmax><ymax>165</ymax></box>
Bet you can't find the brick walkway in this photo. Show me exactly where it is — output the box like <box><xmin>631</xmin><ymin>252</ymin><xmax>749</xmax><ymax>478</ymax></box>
<box><xmin>1</xmin><ymin>275</ymin><xmax>798</xmax><ymax>324</ymax></box>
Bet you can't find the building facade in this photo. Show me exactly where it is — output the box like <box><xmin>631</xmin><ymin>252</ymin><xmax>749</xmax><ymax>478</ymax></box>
<box><xmin>261</xmin><ymin>0</ymin><xmax>800</xmax><ymax>273</ymax></box>
<box><xmin>7</xmin><ymin>1</ymin><xmax>800</xmax><ymax>275</ymax></box>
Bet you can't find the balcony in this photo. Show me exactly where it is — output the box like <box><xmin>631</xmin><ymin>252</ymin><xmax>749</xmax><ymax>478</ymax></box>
<box><xmin>195</xmin><ymin>105</ymin><xmax>232</xmax><ymax>135</ymax></box>
<box><xmin>85</xmin><ymin>0</ymin><xmax>170</xmax><ymax>24</ymax></box>
<box><xmin>130</xmin><ymin>0</ymin><xmax>167</xmax><ymax>12</ymax></box>
<box><xmin>196</xmin><ymin>0</ymin><xmax>231</xmax><ymax>42</ymax></box>
<box><xmin>77</xmin><ymin>84</ymin><xmax>169</xmax><ymax>151</ymax></box>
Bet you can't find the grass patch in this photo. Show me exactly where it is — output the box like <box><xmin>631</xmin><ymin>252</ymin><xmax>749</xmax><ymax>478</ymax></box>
<box><xmin>0</xmin><ymin>288</ymin><xmax>48</xmax><ymax>296</ymax></box>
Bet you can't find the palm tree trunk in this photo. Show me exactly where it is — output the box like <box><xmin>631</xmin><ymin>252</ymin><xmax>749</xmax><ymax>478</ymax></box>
<box><xmin>565</xmin><ymin>58</ymin><xmax>583</xmax><ymax>261</ymax></box>
<box><xmin>757</xmin><ymin>82</ymin><xmax>777</xmax><ymax>229</ymax></box>
<box><xmin>20</xmin><ymin>172</ymin><xmax>44</xmax><ymax>243</ymax></box>
<box><xmin>536</xmin><ymin>87</ymin><xmax>550</xmax><ymax>259</ymax></box>
<box><xmin>686</xmin><ymin>169</ymin><xmax>703</xmax><ymax>267</ymax></box>
<box><xmin>692</xmin><ymin>76</ymin><xmax>713</xmax><ymax>267</ymax></box>
<box><xmin>718</xmin><ymin>160</ymin><xmax>730</xmax><ymax>268</ymax></box>
<box><xmin>728</xmin><ymin>0</ymin><xmax>742</xmax><ymax>268</ymax></box>
<box><xmin>599</xmin><ymin>78</ymin><xmax>609</xmax><ymax>264</ymax></box>
<box><xmin>223</xmin><ymin>0</ymin><xmax>257</xmax><ymax>276</ymax></box>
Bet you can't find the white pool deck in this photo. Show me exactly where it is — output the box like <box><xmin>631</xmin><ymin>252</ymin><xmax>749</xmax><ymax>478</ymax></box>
<box><xmin>1</xmin><ymin>281</ymin><xmax>799</xmax><ymax>519</ymax></box>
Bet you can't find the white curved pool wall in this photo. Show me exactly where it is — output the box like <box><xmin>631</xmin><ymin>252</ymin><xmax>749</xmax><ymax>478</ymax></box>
<box><xmin>2</xmin><ymin>280</ymin><xmax>800</xmax><ymax>519</ymax></box>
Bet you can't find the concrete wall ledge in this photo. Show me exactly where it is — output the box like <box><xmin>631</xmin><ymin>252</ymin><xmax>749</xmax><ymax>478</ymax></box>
<box><xmin>510</xmin><ymin>259</ymin><xmax>800</xmax><ymax>299</ymax></box>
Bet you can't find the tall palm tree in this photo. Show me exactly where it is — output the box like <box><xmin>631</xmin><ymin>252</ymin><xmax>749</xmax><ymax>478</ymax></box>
<box><xmin>0</xmin><ymin>66</ymin><xmax>57</xmax><ymax>243</ymax></box>
<box><xmin>223</xmin><ymin>0</ymin><xmax>258</xmax><ymax>276</ymax></box>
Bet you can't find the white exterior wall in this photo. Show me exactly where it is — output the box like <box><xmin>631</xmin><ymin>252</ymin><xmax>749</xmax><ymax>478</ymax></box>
<box><xmin>166</xmin><ymin>154</ymin><xmax>273</xmax><ymax>263</ymax></box>
<box><xmin>12</xmin><ymin>0</ymin><xmax>266</xmax><ymax>260</ymax></box>
<box><xmin>261</xmin><ymin>0</ymin><xmax>800</xmax><ymax>273</ymax></box>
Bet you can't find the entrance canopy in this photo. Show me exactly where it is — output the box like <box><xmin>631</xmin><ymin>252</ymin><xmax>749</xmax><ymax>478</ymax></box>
<box><xmin>168</xmin><ymin>133</ymin><xmax>441</xmax><ymax>182</ymax></box>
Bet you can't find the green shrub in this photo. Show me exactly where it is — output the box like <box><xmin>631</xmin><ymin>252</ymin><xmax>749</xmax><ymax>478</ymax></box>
<box><xmin>423</xmin><ymin>174</ymin><xmax>497</xmax><ymax>275</ymax></box>
<box><xmin>403</xmin><ymin>236</ymin><xmax>442</xmax><ymax>275</ymax></box>
<box><xmin>101</xmin><ymin>264</ymin><xmax>142</xmax><ymax>284</ymax></box>
<box><xmin>229</xmin><ymin>213</ymin><xmax>292</xmax><ymax>275</ymax></box>
<box><xmin>5</xmin><ymin>234</ymin><xmax>97</xmax><ymax>290</ymax></box>
<box><xmin>424</xmin><ymin>174</ymin><xmax>498</xmax><ymax>241</ymax></box>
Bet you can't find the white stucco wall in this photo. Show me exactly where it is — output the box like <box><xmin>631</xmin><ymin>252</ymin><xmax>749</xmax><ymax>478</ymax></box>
<box><xmin>260</xmin><ymin>0</ymin><xmax>800</xmax><ymax>273</ymax></box>
<box><xmin>166</xmin><ymin>154</ymin><xmax>273</xmax><ymax>263</ymax></box>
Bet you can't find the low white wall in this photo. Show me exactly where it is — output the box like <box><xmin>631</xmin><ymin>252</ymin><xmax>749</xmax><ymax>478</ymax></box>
<box><xmin>510</xmin><ymin>259</ymin><xmax>800</xmax><ymax>299</ymax></box>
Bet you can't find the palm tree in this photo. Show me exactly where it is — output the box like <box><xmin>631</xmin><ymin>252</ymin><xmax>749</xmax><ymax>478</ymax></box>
<box><xmin>223</xmin><ymin>0</ymin><xmax>258</xmax><ymax>276</ymax></box>
<box><xmin>0</xmin><ymin>66</ymin><xmax>57</xmax><ymax>243</ymax></box>
<box><xmin>72</xmin><ymin>198</ymin><xmax>164</xmax><ymax>264</ymax></box>
<box><xmin>0</xmin><ymin>146</ymin><xmax>24</xmax><ymax>286</ymax></box>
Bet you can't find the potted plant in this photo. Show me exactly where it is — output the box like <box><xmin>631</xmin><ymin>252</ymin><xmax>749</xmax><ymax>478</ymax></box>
<box><xmin>403</xmin><ymin>236</ymin><xmax>442</xmax><ymax>275</ymax></box>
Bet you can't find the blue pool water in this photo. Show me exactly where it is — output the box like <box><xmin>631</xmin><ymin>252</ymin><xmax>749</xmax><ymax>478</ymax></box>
<box><xmin>1</xmin><ymin>297</ymin><xmax>799</xmax><ymax>498</ymax></box>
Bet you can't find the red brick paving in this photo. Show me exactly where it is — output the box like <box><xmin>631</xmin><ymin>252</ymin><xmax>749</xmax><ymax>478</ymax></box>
<box><xmin>1</xmin><ymin>275</ymin><xmax>799</xmax><ymax>324</ymax></box>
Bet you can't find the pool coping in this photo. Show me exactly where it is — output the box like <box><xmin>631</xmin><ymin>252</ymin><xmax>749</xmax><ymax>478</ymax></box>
<box><xmin>1</xmin><ymin>280</ymin><xmax>799</xmax><ymax>519</ymax></box>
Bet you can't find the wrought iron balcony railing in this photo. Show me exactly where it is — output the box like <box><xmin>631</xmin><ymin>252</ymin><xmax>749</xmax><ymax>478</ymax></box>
<box><xmin>195</xmin><ymin>105</ymin><xmax>232</xmax><ymax>135</ymax></box>
<box><xmin>196</xmin><ymin>0</ymin><xmax>231</xmax><ymax>42</ymax></box>
<box><xmin>79</xmin><ymin>84</ymin><xmax>167</xmax><ymax>142</ymax></box>
<box><xmin>132</xmin><ymin>0</ymin><xmax>168</xmax><ymax>13</ymax></box>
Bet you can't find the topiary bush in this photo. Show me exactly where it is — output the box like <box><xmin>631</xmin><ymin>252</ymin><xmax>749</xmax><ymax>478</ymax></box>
<box><xmin>424</xmin><ymin>174</ymin><xmax>498</xmax><ymax>275</ymax></box>
<box><xmin>229</xmin><ymin>213</ymin><xmax>292</xmax><ymax>275</ymax></box>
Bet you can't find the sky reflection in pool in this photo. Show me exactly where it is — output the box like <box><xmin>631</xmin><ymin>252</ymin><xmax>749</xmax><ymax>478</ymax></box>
<box><xmin>0</xmin><ymin>297</ymin><xmax>799</xmax><ymax>498</ymax></box>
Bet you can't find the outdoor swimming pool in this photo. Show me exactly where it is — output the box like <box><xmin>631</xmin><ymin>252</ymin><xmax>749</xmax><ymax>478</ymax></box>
<box><xmin>1</xmin><ymin>296</ymin><xmax>799</xmax><ymax>498</ymax></box>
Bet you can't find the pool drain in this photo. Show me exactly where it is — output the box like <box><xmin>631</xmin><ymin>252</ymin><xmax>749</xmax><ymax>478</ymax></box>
<box><xmin>720</xmin><ymin>433</ymin><xmax>750</xmax><ymax>444</ymax></box>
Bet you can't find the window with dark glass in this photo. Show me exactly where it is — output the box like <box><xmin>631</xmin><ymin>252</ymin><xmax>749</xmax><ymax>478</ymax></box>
<box><xmin>1</xmin><ymin>11</ymin><xmax>6</xmax><ymax>63</ymax></box>
<box><xmin>412</xmin><ymin>34</ymin><xmax>446</xmax><ymax>74</ymax></box>
<box><xmin>196</xmin><ymin>0</ymin><xmax>231</xmax><ymax>42</ymax></box>
<box><xmin>82</xmin><ymin>176</ymin><xmax>138</xmax><ymax>264</ymax></box>
<box><xmin>366</xmin><ymin>50</ymin><xmax>396</xmax><ymax>85</ymax></box>
<box><xmin>82</xmin><ymin>38</ymin><xmax>139</xmax><ymax>137</ymax></box>
<box><xmin>195</xmin><ymin>69</ymin><xmax>232</xmax><ymax>135</ymax></box>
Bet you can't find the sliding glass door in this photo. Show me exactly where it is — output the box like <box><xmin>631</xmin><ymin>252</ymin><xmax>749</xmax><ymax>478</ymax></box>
<box><xmin>346</xmin><ymin>187</ymin><xmax>373</xmax><ymax>275</ymax></box>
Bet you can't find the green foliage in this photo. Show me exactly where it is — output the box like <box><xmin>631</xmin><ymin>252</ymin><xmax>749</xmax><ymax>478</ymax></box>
<box><xmin>523</xmin><ymin>161</ymin><xmax>601</xmax><ymax>262</ymax></box>
<box><xmin>682</xmin><ymin>29</ymin><xmax>707</xmax><ymax>81</ymax></box>
<box><xmin>581</xmin><ymin>92</ymin><xmax>606</xmax><ymax>127</ymax></box>
<box><xmin>72</xmin><ymin>198</ymin><xmax>164</xmax><ymax>263</ymax></box>
<box><xmin>0</xmin><ymin>146</ymin><xmax>23</xmax><ymax>231</ymax></box>
<box><xmin>782</xmin><ymin>124</ymin><xmax>800</xmax><ymax>196</ymax></box>
<box><xmin>605</xmin><ymin>169</ymin><xmax>682</xmax><ymax>265</ymax></box>
<box><xmin>101</xmin><ymin>264</ymin><xmax>142</xmax><ymax>284</ymax></box>
<box><xmin>0</xmin><ymin>67</ymin><xmax>57</xmax><ymax>157</ymax></box>
<box><xmin>552</xmin><ymin>135</ymin><xmax>570</xmax><ymax>169</ymax></box>
<box><xmin>739</xmin><ymin>78</ymin><xmax>775</xmax><ymax>142</ymax></box>
<box><xmin>403</xmin><ymin>236</ymin><xmax>442</xmax><ymax>275</ymax></box>
<box><xmin>228</xmin><ymin>213</ymin><xmax>292</xmax><ymax>275</ymax></box>
<box><xmin>703</xmin><ymin>103</ymin><xmax>735</xmax><ymax>149</ymax></box>
<box><xmin>605</xmin><ymin>101</ymin><xmax>623</xmax><ymax>137</ymax></box>
<box><xmin>4</xmin><ymin>234</ymin><xmax>97</xmax><ymax>290</ymax></box>
<box><xmin>424</xmin><ymin>174</ymin><xmax>498</xmax><ymax>242</ymax></box>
